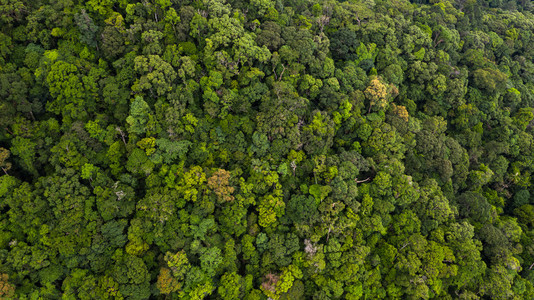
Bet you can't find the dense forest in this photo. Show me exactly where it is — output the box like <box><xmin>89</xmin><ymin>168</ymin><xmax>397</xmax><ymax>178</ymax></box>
<box><xmin>1</xmin><ymin>0</ymin><xmax>534</xmax><ymax>298</ymax></box>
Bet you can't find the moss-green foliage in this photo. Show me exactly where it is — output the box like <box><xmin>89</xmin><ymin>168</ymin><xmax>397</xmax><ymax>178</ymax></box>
<box><xmin>2</xmin><ymin>0</ymin><xmax>534</xmax><ymax>299</ymax></box>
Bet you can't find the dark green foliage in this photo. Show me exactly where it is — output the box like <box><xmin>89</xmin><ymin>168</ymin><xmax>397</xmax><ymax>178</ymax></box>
<box><xmin>2</xmin><ymin>0</ymin><xmax>534</xmax><ymax>299</ymax></box>
<box><xmin>285</xmin><ymin>195</ymin><xmax>318</xmax><ymax>224</ymax></box>
<box><xmin>329</xmin><ymin>28</ymin><xmax>360</xmax><ymax>61</ymax></box>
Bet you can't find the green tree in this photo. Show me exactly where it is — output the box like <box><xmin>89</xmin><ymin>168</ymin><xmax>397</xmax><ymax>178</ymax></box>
<box><xmin>218</xmin><ymin>272</ymin><xmax>242</xmax><ymax>299</ymax></box>
<box><xmin>132</xmin><ymin>55</ymin><xmax>177</xmax><ymax>96</ymax></box>
<box><xmin>46</xmin><ymin>60</ymin><xmax>92</xmax><ymax>122</ymax></box>
<box><xmin>126</xmin><ymin>96</ymin><xmax>159</xmax><ymax>136</ymax></box>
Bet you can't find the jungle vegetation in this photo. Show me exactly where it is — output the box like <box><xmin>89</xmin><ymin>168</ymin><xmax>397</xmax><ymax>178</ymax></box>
<box><xmin>1</xmin><ymin>0</ymin><xmax>534</xmax><ymax>299</ymax></box>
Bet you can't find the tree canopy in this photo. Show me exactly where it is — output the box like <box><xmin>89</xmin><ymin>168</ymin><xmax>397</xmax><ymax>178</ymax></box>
<box><xmin>2</xmin><ymin>0</ymin><xmax>534</xmax><ymax>299</ymax></box>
